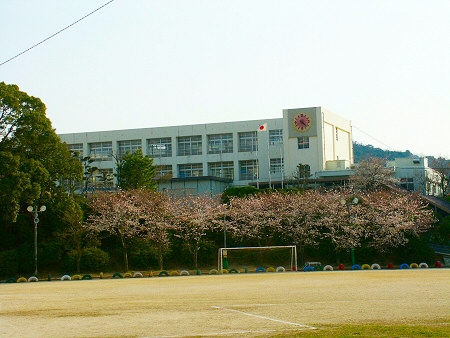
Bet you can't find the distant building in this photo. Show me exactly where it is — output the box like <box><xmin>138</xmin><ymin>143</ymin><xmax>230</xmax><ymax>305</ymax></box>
<box><xmin>59</xmin><ymin>107</ymin><xmax>354</xmax><ymax>195</ymax></box>
<box><xmin>387</xmin><ymin>157</ymin><xmax>443</xmax><ymax>196</ymax></box>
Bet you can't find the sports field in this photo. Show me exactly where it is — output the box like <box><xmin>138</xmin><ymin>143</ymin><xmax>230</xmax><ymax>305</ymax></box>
<box><xmin>1</xmin><ymin>269</ymin><xmax>449</xmax><ymax>337</ymax></box>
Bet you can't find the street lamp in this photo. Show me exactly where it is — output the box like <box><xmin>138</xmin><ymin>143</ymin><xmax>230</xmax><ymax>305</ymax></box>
<box><xmin>340</xmin><ymin>197</ymin><xmax>358</xmax><ymax>265</ymax></box>
<box><xmin>27</xmin><ymin>205</ymin><xmax>46</xmax><ymax>276</ymax></box>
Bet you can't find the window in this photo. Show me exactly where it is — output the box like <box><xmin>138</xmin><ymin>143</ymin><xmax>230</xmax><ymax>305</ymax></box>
<box><xmin>238</xmin><ymin>132</ymin><xmax>257</xmax><ymax>152</ymax></box>
<box><xmin>178</xmin><ymin>163</ymin><xmax>203</xmax><ymax>178</ymax></box>
<box><xmin>89</xmin><ymin>142</ymin><xmax>112</xmax><ymax>161</ymax></box>
<box><xmin>296</xmin><ymin>164</ymin><xmax>310</xmax><ymax>179</ymax></box>
<box><xmin>67</xmin><ymin>143</ymin><xmax>83</xmax><ymax>158</ymax></box>
<box><xmin>91</xmin><ymin>168</ymin><xmax>114</xmax><ymax>189</ymax></box>
<box><xmin>147</xmin><ymin>138</ymin><xmax>172</xmax><ymax>157</ymax></box>
<box><xmin>297</xmin><ymin>137</ymin><xmax>310</xmax><ymax>149</ymax></box>
<box><xmin>270</xmin><ymin>158</ymin><xmax>284</xmax><ymax>174</ymax></box>
<box><xmin>239</xmin><ymin>160</ymin><xmax>258</xmax><ymax>180</ymax></box>
<box><xmin>207</xmin><ymin>133</ymin><xmax>233</xmax><ymax>154</ymax></box>
<box><xmin>336</xmin><ymin>127</ymin><xmax>339</xmax><ymax>141</ymax></box>
<box><xmin>400</xmin><ymin>178</ymin><xmax>414</xmax><ymax>191</ymax></box>
<box><xmin>177</xmin><ymin>136</ymin><xmax>202</xmax><ymax>156</ymax></box>
<box><xmin>208</xmin><ymin>161</ymin><xmax>234</xmax><ymax>179</ymax></box>
<box><xmin>155</xmin><ymin>165</ymin><xmax>172</xmax><ymax>180</ymax></box>
<box><xmin>269</xmin><ymin>129</ymin><xmax>283</xmax><ymax>145</ymax></box>
<box><xmin>118</xmin><ymin>140</ymin><xmax>142</xmax><ymax>157</ymax></box>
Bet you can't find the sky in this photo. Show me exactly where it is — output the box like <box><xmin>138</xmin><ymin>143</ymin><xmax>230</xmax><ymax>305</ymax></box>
<box><xmin>1</xmin><ymin>0</ymin><xmax>449</xmax><ymax>158</ymax></box>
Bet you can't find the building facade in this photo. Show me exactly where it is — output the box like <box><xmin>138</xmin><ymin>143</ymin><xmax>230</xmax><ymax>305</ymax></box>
<box><xmin>59</xmin><ymin>107</ymin><xmax>354</xmax><ymax>195</ymax></box>
<box><xmin>387</xmin><ymin>157</ymin><xmax>444</xmax><ymax>196</ymax></box>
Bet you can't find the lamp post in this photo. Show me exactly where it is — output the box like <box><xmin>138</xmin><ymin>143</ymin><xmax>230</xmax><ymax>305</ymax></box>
<box><xmin>27</xmin><ymin>205</ymin><xmax>46</xmax><ymax>276</ymax></box>
<box><xmin>340</xmin><ymin>197</ymin><xmax>358</xmax><ymax>266</ymax></box>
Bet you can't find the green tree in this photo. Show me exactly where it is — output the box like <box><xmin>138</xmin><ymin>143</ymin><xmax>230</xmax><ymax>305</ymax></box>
<box><xmin>115</xmin><ymin>150</ymin><xmax>157</xmax><ymax>190</ymax></box>
<box><xmin>0</xmin><ymin>82</ymin><xmax>83</xmax><ymax>274</ymax></box>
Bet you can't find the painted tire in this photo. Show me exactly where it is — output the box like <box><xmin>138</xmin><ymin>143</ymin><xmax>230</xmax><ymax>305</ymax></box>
<box><xmin>28</xmin><ymin>276</ymin><xmax>39</xmax><ymax>282</ymax></box>
<box><xmin>351</xmin><ymin>264</ymin><xmax>361</xmax><ymax>270</ymax></box>
<box><xmin>361</xmin><ymin>264</ymin><xmax>371</xmax><ymax>270</ymax></box>
<box><xmin>435</xmin><ymin>261</ymin><xmax>442</xmax><ymax>268</ymax></box>
<box><xmin>17</xmin><ymin>277</ymin><xmax>27</xmax><ymax>283</ymax></box>
<box><xmin>419</xmin><ymin>263</ymin><xmax>428</xmax><ymax>269</ymax></box>
<box><xmin>82</xmin><ymin>274</ymin><xmax>92</xmax><ymax>280</ymax></box>
<box><xmin>180</xmin><ymin>270</ymin><xmax>190</xmax><ymax>276</ymax></box>
<box><xmin>387</xmin><ymin>263</ymin><xmax>394</xmax><ymax>269</ymax></box>
<box><xmin>370</xmin><ymin>264</ymin><xmax>381</xmax><ymax>270</ymax></box>
<box><xmin>255</xmin><ymin>267</ymin><xmax>266</xmax><ymax>273</ymax></box>
<box><xmin>338</xmin><ymin>264</ymin><xmax>345</xmax><ymax>270</ymax></box>
<box><xmin>5</xmin><ymin>277</ymin><xmax>17</xmax><ymax>283</ymax></box>
<box><xmin>169</xmin><ymin>271</ymin><xmax>180</xmax><ymax>276</ymax></box>
<box><xmin>72</xmin><ymin>274</ymin><xmax>82</xmax><ymax>280</ymax></box>
<box><xmin>399</xmin><ymin>263</ymin><xmax>409</xmax><ymax>269</ymax></box>
<box><xmin>123</xmin><ymin>272</ymin><xmax>133</xmax><ymax>278</ymax></box>
<box><xmin>133</xmin><ymin>272</ymin><xmax>143</xmax><ymax>278</ymax></box>
<box><xmin>112</xmin><ymin>272</ymin><xmax>123</xmax><ymax>278</ymax></box>
<box><xmin>228</xmin><ymin>268</ymin><xmax>239</xmax><ymax>274</ymax></box>
<box><xmin>303</xmin><ymin>266</ymin><xmax>314</xmax><ymax>272</ymax></box>
<box><xmin>61</xmin><ymin>274</ymin><xmax>72</xmax><ymax>281</ymax></box>
<box><xmin>158</xmin><ymin>271</ymin><xmax>169</xmax><ymax>277</ymax></box>
<box><xmin>209</xmin><ymin>269</ymin><xmax>218</xmax><ymax>275</ymax></box>
<box><xmin>276</xmin><ymin>266</ymin><xmax>286</xmax><ymax>272</ymax></box>
<box><xmin>266</xmin><ymin>267</ymin><xmax>276</xmax><ymax>272</ymax></box>
<box><xmin>323</xmin><ymin>265</ymin><xmax>333</xmax><ymax>271</ymax></box>
<box><xmin>410</xmin><ymin>263</ymin><xmax>419</xmax><ymax>269</ymax></box>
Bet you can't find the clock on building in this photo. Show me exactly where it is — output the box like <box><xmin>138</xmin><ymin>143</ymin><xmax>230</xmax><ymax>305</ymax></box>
<box><xmin>293</xmin><ymin>112</ymin><xmax>312</xmax><ymax>132</ymax></box>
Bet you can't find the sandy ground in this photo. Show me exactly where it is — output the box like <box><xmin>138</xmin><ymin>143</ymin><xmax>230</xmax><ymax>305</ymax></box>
<box><xmin>1</xmin><ymin>269</ymin><xmax>449</xmax><ymax>337</ymax></box>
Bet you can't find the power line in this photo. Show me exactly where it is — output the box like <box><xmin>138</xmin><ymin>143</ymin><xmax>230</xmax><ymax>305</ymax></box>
<box><xmin>0</xmin><ymin>0</ymin><xmax>116</xmax><ymax>67</ymax></box>
<box><xmin>352</xmin><ymin>125</ymin><xmax>396</xmax><ymax>151</ymax></box>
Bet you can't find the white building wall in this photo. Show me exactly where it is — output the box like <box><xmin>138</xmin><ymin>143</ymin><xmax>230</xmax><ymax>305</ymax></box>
<box><xmin>60</xmin><ymin>107</ymin><xmax>353</xmax><ymax>189</ymax></box>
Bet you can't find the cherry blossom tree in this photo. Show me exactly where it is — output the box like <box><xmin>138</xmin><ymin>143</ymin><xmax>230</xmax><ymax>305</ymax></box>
<box><xmin>85</xmin><ymin>190</ymin><xmax>141</xmax><ymax>271</ymax></box>
<box><xmin>131</xmin><ymin>189</ymin><xmax>172</xmax><ymax>270</ymax></box>
<box><xmin>277</xmin><ymin>191</ymin><xmax>327</xmax><ymax>260</ymax></box>
<box><xmin>226</xmin><ymin>192</ymin><xmax>285</xmax><ymax>246</ymax></box>
<box><xmin>362</xmin><ymin>190</ymin><xmax>436</xmax><ymax>254</ymax></box>
<box><xmin>171</xmin><ymin>194</ymin><xmax>226</xmax><ymax>268</ymax></box>
<box><xmin>352</xmin><ymin>157</ymin><xmax>397</xmax><ymax>191</ymax></box>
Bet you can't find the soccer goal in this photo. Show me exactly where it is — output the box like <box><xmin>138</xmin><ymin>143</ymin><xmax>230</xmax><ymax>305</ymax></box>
<box><xmin>218</xmin><ymin>245</ymin><xmax>297</xmax><ymax>273</ymax></box>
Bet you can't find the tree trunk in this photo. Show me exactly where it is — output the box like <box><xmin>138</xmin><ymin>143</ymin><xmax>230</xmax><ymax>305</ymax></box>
<box><xmin>120</xmin><ymin>235</ymin><xmax>129</xmax><ymax>271</ymax></box>
<box><xmin>158</xmin><ymin>245</ymin><xmax>164</xmax><ymax>271</ymax></box>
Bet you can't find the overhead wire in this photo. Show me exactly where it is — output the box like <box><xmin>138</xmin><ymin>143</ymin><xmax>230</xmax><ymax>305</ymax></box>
<box><xmin>352</xmin><ymin>125</ymin><xmax>396</xmax><ymax>151</ymax></box>
<box><xmin>0</xmin><ymin>0</ymin><xmax>116</xmax><ymax>67</ymax></box>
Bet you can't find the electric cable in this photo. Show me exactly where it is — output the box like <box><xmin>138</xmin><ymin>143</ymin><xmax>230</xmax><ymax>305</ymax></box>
<box><xmin>0</xmin><ymin>0</ymin><xmax>116</xmax><ymax>67</ymax></box>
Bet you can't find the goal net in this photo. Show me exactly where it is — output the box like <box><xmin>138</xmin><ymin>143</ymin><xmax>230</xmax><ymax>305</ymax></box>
<box><xmin>218</xmin><ymin>245</ymin><xmax>297</xmax><ymax>273</ymax></box>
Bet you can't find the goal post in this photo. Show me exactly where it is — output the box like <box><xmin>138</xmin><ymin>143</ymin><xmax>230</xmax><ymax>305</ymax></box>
<box><xmin>218</xmin><ymin>245</ymin><xmax>297</xmax><ymax>273</ymax></box>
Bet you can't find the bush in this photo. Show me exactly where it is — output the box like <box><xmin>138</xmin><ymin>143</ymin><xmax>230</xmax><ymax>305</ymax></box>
<box><xmin>0</xmin><ymin>249</ymin><xmax>18</xmax><ymax>277</ymax></box>
<box><xmin>80</xmin><ymin>247</ymin><xmax>110</xmax><ymax>271</ymax></box>
<box><xmin>62</xmin><ymin>247</ymin><xmax>110</xmax><ymax>273</ymax></box>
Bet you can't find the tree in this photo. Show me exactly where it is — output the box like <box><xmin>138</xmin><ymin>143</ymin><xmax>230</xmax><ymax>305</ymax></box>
<box><xmin>289</xmin><ymin>163</ymin><xmax>311</xmax><ymax>190</ymax></box>
<box><xmin>226</xmin><ymin>192</ymin><xmax>285</xmax><ymax>247</ymax></box>
<box><xmin>54</xmin><ymin>195</ymin><xmax>97</xmax><ymax>273</ymax></box>
<box><xmin>132</xmin><ymin>189</ymin><xmax>172</xmax><ymax>270</ymax></box>
<box><xmin>85</xmin><ymin>190</ymin><xmax>142</xmax><ymax>271</ymax></box>
<box><xmin>363</xmin><ymin>191</ymin><xmax>436</xmax><ymax>254</ymax></box>
<box><xmin>115</xmin><ymin>150</ymin><xmax>157</xmax><ymax>190</ymax></box>
<box><xmin>351</xmin><ymin>157</ymin><xmax>396</xmax><ymax>191</ymax></box>
<box><xmin>171</xmin><ymin>194</ymin><xmax>226</xmax><ymax>268</ymax></box>
<box><xmin>0</xmin><ymin>82</ymin><xmax>83</xmax><ymax>220</ymax></box>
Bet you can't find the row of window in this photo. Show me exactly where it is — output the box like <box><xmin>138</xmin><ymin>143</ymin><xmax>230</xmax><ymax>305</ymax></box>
<box><xmin>68</xmin><ymin>134</ymin><xmax>309</xmax><ymax>161</ymax></box>
<box><xmin>156</xmin><ymin>159</ymin><xmax>285</xmax><ymax>180</ymax></box>
<box><xmin>68</xmin><ymin>130</ymin><xmax>286</xmax><ymax>160</ymax></box>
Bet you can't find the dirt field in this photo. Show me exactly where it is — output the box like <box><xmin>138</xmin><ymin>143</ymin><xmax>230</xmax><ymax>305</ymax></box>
<box><xmin>1</xmin><ymin>269</ymin><xmax>449</xmax><ymax>337</ymax></box>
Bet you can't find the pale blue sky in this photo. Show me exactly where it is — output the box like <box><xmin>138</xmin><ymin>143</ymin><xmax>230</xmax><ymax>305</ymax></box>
<box><xmin>1</xmin><ymin>0</ymin><xmax>449</xmax><ymax>158</ymax></box>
